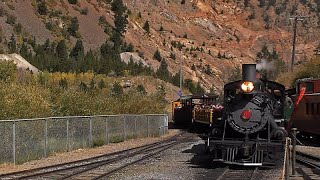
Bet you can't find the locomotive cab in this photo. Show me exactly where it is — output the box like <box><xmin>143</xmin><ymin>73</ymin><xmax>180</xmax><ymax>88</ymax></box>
<box><xmin>207</xmin><ymin>64</ymin><xmax>287</xmax><ymax>166</ymax></box>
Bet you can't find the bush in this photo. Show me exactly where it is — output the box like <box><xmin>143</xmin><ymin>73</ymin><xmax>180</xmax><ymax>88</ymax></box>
<box><xmin>80</xmin><ymin>7</ymin><xmax>88</xmax><ymax>15</ymax></box>
<box><xmin>68</xmin><ymin>0</ymin><xmax>78</xmax><ymax>4</ymax></box>
<box><xmin>0</xmin><ymin>61</ymin><xmax>17</xmax><ymax>82</ymax></box>
<box><xmin>0</xmin><ymin>82</ymin><xmax>53</xmax><ymax>119</ymax></box>
<box><xmin>153</xmin><ymin>50</ymin><xmax>162</xmax><ymax>61</ymax></box>
<box><xmin>6</xmin><ymin>14</ymin><xmax>16</xmax><ymax>25</ymax></box>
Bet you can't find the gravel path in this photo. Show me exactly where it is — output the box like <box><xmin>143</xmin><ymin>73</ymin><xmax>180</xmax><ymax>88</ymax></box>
<box><xmin>108</xmin><ymin>132</ymin><xmax>284</xmax><ymax>180</ymax></box>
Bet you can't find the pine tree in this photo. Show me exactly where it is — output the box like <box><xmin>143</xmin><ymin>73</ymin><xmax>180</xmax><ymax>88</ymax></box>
<box><xmin>172</xmin><ymin>73</ymin><xmax>180</xmax><ymax>87</ymax></box>
<box><xmin>8</xmin><ymin>33</ymin><xmax>16</xmax><ymax>53</ymax></box>
<box><xmin>98</xmin><ymin>79</ymin><xmax>106</xmax><ymax>89</ymax></box>
<box><xmin>59</xmin><ymin>78</ymin><xmax>68</xmax><ymax>89</ymax></box>
<box><xmin>89</xmin><ymin>78</ymin><xmax>95</xmax><ymax>90</ymax></box>
<box><xmin>68</xmin><ymin>17</ymin><xmax>79</xmax><ymax>37</ymax></box>
<box><xmin>79</xmin><ymin>81</ymin><xmax>88</xmax><ymax>92</ymax></box>
<box><xmin>111</xmin><ymin>82</ymin><xmax>123</xmax><ymax>96</ymax></box>
<box><xmin>56</xmin><ymin>40</ymin><xmax>68</xmax><ymax>71</ymax></box>
<box><xmin>136</xmin><ymin>84</ymin><xmax>147</xmax><ymax>94</ymax></box>
<box><xmin>143</xmin><ymin>20</ymin><xmax>150</xmax><ymax>33</ymax></box>
<box><xmin>70</xmin><ymin>39</ymin><xmax>84</xmax><ymax>60</ymax></box>
<box><xmin>153</xmin><ymin>49</ymin><xmax>162</xmax><ymax>61</ymax></box>
<box><xmin>111</xmin><ymin>0</ymin><xmax>128</xmax><ymax>34</ymax></box>
<box><xmin>68</xmin><ymin>0</ymin><xmax>78</xmax><ymax>4</ymax></box>
<box><xmin>56</xmin><ymin>40</ymin><xmax>68</xmax><ymax>60</ymax></box>
<box><xmin>37</xmin><ymin>0</ymin><xmax>48</xmax><ymax>15</ymax></box>
<box><xmin>156</xmin><ymin>59</ymin><xmax>171</xmax><ymax>82</ymax></box>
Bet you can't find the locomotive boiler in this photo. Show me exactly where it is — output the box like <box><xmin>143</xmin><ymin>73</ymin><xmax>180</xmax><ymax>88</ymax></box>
<box><xmin>206</xmin><ymin>64</ymin><xmax>287</xmax><ymax>166</ymax></box>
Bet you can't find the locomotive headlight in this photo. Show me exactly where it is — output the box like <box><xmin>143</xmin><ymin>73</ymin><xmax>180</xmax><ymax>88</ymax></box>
<box><xmin>241</xmin><ymin>81</ymin><xmax>254</xmax><ymax>93</ymax></box>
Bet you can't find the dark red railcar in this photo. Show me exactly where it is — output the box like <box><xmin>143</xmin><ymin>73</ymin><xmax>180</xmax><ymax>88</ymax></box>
<box><xmin>291</xmin><ymin>78</ymin><xmax>320</xmax><ymax>135</ymax></box>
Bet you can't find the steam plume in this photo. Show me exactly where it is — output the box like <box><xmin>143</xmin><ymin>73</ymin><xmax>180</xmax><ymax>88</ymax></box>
<box><xmin>256</xmin><ymin>59</ymin><xmax>274</xmax><ymax>71</ymax></box>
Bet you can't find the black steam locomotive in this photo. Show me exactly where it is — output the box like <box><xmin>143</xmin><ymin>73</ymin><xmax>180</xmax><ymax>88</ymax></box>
<box><xmin>206</xmin><ymin>64</ymin><xmax>287</xmax><ymax>166</ymax></box>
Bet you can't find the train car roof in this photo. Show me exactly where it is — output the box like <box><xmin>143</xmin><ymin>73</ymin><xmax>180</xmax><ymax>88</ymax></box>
<box><xmin>191</xmin><ymin>94</ymin><xmax>218</xmax><ymax>99</ymax></box>
<box><xmin>296</xmin><ymin>77</ymin><xmax>320</xmax><ymax>83</ymax></box>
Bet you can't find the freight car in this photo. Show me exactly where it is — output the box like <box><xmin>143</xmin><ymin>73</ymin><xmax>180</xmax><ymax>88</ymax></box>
<box><xmin>206</xmin><ymin>64</ymin><xmax>288</xmax><ymax>166</ymax></box>
<box><xmin>172</xmin><ymin>96</ymin><xmax>193</xmax><ymax>126</ymax></box>
<box><xmin>192</xmin><ymin>94</ymin><xmax>222</xmax><ymax>130</ymax></box>
<box><xmin>172</xmin><ymin>94</ymin><xmax>221</xmax><ymax>128</ymax></box>
<box><xmin>290</xmin><ymin>78</ymin><xmax>320</xmax><ymax>137</ymax></box>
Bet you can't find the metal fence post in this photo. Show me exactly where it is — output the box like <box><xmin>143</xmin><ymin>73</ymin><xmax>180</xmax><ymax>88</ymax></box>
<box><xmin>67</xmin><ymin>118</ymin><xmax>70</xmax><ymax>152</ymax></box>
<box><xmin>44</xmin><ymin>119</ymin><xmax>48</xmax><ymax>157</ymax></box>
<box><xmin>12</xmin><ymin>121</ymin><xmax>16</xmax><ymax>165</ymax></box>
<box><xmin>89</xmin><ymin>117</ymin><xmax>93</xmax><ymax>147</ymax></box>
<box><xmin>147</xmin><ymin>115</ymin><xmax>149</xmax><ymax>137</ymax></box>
<box><xmin>134</xmin><ymin>117</ymin><xmax>137</xmax><ymax>138</ymax></box>
<box><xmin>163</xmin><ymin>115</ymin><xmax>166</xmax><ymax>135</ymax></box>
<box><xmin>285</xmin><ymin>137</ymin><xmax>290</xmax><ymax>180</ymax></box>
<box><xmin>106</xmin><ymin>117</ymin><xmax>109</xmax><ymax>144</ymax></box>
<box><xmin>166</xmin><ymin>115</ymin><xmax>168</xmax><ymax>134</ymax></box>
<box><xmin>123</xmin><ymin>115</ymin><xmax>126</xmax><ymax>140</ymax></box>
<box><xmin>292</xmin><ymin>128</ymin><xmax>297</xmax><ymax>176</ymax></box>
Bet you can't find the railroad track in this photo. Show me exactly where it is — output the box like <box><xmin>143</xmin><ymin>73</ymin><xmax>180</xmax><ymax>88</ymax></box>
<box><xmin>0</xmin><ymin>134</ymin><xmax>181</xmax><ymax>180</ymax></box>
<box><xmin>216</xmin><ymin>166</ymin><xmax>259</xmax><ymax>180</ymax></box>
<box><xmin>296</xmin><ymin>151</ymin><xmax>320</xmax><ymax>169</ymax></box>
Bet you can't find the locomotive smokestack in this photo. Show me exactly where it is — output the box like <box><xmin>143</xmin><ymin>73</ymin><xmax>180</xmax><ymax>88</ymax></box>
<box><xmin>242</xmin><ymin>64</ymin><xmax>256</xmax><ymax>82</ymax></box>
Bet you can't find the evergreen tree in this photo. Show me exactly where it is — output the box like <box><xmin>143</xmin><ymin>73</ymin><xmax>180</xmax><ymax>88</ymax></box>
<box><xmin>56</xmin><ymin>40</ymin><xmax>68</xmax><ymax>71</ymax></box>
<box><xmin>156</xmin><ymin>59</ymin><xmax>171</xmax><ymax>82</ymax></box>
<box><xmin>56</xmin><ymin>40</ymin><xmax>68</xmax><ymax>60</ymax></box>
<box><xmin>70</xmin><ymin>39</ymin><xmax>84</xmax><ymax>60</ymax></box>
<box><xmin>8</xmin><ymin>34</ymin><xmax>16</xmax><ymax>53</ymax></box>
<box><xmin>37</xmin><ymin>0</ymin><xmax>48</xmax><ymax>15</ymax></box>
<box><xmin>68</xmin><ymin>17</ymin><xmax>79</xmax><ymax>37</ymax></box>
<box><xmin>136</xmin><ymin>84</ymin><xmax>147</xmax><ymax>94</ymax></box>
<box><xmin>172</xmin><ymin>73</ymin><xmax>180</xmax><ymax>87</ymax></box>
<box><xmin>111</xmin><ymin>82</ymin><xmax>123</xmax><ymax>96</ymax></box>
<box><xmin>59</xmin><ymin>78</ymin><xmax>68</xmax><ymax>89</ymax></box>
<box><xmin>98</xmin><ymin>79</ymin><xmax>106</xmax><ymax>89</ymax></box>
<box><xmin>153</xmin><ymin>49</ymin><xmax>162</xmax><ymax>61</ymax></box>
<box><xmin>143</xmin><ymin>20</ymin><xmax>150</xmax><ymax>33</ymax></box>
<box><xmin>111</xmin><ymin>0</ymin><xmax>128</xmax><ymax>35</ymax></box>
<box><xmin>68</xmin><ymin>0</ymin><xmax>78</xmax><ymax>4</ymax></box>
<box><xmin>89</xmin><ymin>78</ymin><xmax>95</xmax><ymax>90</ymax></box>
<box><xmin>244</xmin><ymin>0</ymin><xmax>250</xmax><ymax>7</ymax></box>
<box><xmin>79</xmin><ymin>81</ymin><xmax>88</xmax><ymax>92</ymax></box>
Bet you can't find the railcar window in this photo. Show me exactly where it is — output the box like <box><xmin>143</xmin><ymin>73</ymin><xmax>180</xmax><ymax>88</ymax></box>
<box><xmin>305</xmin><ymin>82</ymin><xmax>314</xmax><ymax>93</ymax></box>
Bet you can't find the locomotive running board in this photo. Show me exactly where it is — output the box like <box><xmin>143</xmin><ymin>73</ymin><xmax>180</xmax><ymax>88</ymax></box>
<box><xmin>212</xmin><ymin>159</ymin><xmax>263</xmax><ymax>166</ymax></box>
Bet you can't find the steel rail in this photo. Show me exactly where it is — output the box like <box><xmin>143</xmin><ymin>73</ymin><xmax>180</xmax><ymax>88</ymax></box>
<box><xmin>0</xmin><ymin>134</ymin><xmax>180</xmax><ymax>179</ymax></box>
<box><xmin>58</xmin><ymin>141</ymin><xmax>177</xmax><ymax>179</ymax></box>
<box><xmin>296</xmin><ymin>151</ymin><xmax>320</xmax><ymax>169</ymax></box>
<box><xmin>92</xmin><ymin>142</ymin><xmax>178</xmax><ymax>179</ymax></box>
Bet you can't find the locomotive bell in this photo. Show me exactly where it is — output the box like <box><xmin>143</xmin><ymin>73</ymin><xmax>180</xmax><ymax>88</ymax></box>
<box><xmin>242</xmin><ymin>64</ymin><xmax>256</xmax><ymax>82</ymax></box>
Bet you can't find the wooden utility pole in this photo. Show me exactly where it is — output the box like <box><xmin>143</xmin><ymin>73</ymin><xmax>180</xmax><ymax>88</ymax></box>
<box><xmin>289</xmin><ymin>15</ymin><xmax>307</xmax><ymax>71</ymax></box>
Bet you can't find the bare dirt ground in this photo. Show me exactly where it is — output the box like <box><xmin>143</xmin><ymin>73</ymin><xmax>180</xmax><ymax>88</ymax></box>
<box><xmin>0</xmin><ymin>129</ymin><xmax>180</xmax><ymax>175</ymax></box>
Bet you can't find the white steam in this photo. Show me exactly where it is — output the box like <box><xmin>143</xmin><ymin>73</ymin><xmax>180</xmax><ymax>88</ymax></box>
<box><xmin>256</xmin><ymin>59</ymin><xmax>274</xmax><ymax>71</ymax></box>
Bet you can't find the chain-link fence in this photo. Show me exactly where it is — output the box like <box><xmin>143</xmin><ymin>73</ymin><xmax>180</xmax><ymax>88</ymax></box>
<box><xmin>0</xmin><ymin>114</ymin><xmax>168</xmax><ymax>164</ymax></box>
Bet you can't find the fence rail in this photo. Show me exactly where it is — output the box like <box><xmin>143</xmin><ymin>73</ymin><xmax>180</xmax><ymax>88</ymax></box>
<box><xmin>0</xmin><ymin>114</ymin><xmax>168</xmax><ymax>164</ymax></box>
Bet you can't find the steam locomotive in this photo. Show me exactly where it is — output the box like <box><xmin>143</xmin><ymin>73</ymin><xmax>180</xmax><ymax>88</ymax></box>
<box><xmin>206</xmin><ymin>64</ymin><xmax>287</xmax><ymax>166</ymax></box>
